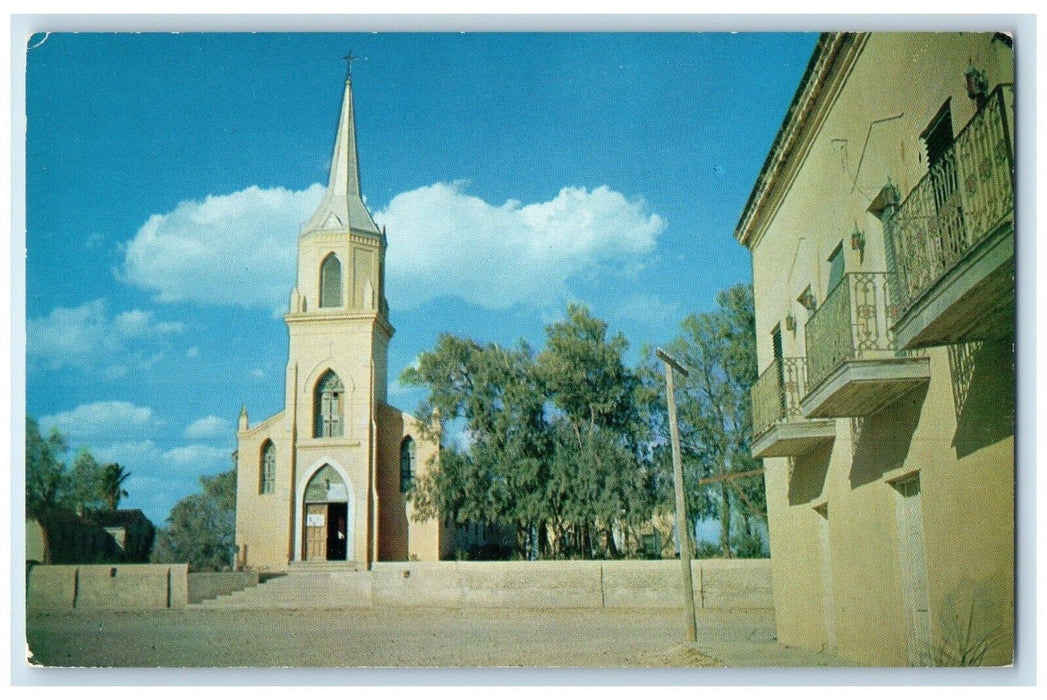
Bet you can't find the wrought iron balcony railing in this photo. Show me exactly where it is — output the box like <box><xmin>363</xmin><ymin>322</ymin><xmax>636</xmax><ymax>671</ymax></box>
<box><xmin>805</xmin><ymin>272</ymin><xmax>897</xmax><ymax>391</ymax></box>
<box><xmin>884</xmin><ymin>84</ymin><xmax>1015</xmax><ymax>317</ymax></box>
<box><xmin>752</xmin><ymin>357</ymin><xmax>810</xmax><ymax>438</ymax></box>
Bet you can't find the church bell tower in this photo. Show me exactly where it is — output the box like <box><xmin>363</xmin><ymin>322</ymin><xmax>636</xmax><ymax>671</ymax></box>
<box><xmin>234</xmin><ymin>57</ymin><xmax>446</xmax><ymax>572</ymax></box>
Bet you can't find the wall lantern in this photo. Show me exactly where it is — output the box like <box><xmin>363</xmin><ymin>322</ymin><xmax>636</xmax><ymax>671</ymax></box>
<box><xmin>965</xmin><ymin>61</ymin><xmax>989</xmax><ymax>105</ymax></box>
<box><xmin>851</xmin><ymin>224</ymin><xmax>866</xmax><ymax>264</ymax></box>
<box><xmin>868</xmin><ymin>178</ymin><xmax>901</xmax><ymax>222</ymax></box>
<box><xmin>784</xmin><ymin>313</ymin><xmax>797</xmax><ymax>332</ymax></box>
<box><xmin>798</xmin><ymin>288</ymin><xmax>817</xmax><ymax>313</ymax></box>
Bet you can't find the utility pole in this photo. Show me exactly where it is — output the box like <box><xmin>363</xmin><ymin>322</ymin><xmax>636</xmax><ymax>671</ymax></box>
<box><xmin>656</xmin><ymin>347</ymin><xmax>697</xmax><ymax>643</ymax></box>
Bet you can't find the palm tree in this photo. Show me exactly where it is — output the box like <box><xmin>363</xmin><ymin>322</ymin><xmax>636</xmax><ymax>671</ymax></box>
<box><xmin>100</xmin><ymin>463</ymin><xmax>130</xmax><ymax>511</ymax></box>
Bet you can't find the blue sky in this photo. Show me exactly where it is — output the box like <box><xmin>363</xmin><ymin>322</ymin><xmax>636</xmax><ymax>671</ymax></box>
<box><xmin>24</xmin><ymin>32</ymin><xmax>818</xmax><ymax>526</ymax></box>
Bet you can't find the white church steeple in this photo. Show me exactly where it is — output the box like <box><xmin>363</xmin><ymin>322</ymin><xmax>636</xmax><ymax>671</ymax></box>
<box><xmin>301</xmin><ymin>56</ymin><xmax>381</xmax><ymax>238</ymax></box>
<box><xmin>233</xmin><ymin>55</ymin><xmax>446</xmax><ymax>573</ymax></box>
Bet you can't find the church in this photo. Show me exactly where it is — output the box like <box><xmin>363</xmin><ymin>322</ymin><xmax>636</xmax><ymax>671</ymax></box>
<box><xmin>234</xmin><ymin>66</ymin><xmax>449</xmax><ymax>571</ymax></box>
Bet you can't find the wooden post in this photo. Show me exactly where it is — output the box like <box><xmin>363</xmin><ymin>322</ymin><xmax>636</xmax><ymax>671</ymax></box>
<box><xmin>656</xmin><ymin>347</ymin><xmax>697</xmax><ymax>643</ymax></box>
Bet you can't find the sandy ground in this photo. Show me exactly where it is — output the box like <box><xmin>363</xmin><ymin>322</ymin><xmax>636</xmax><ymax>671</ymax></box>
<box><xmin>24</xmin><ymin>606</ymin><xmax>846</xmax><ymax>669</ymax></box>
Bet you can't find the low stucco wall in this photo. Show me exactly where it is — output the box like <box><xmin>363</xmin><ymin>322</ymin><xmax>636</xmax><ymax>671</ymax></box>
<box><xmin>26</xmin><ymin>519</ymin><xmax>48</xmax><ymax>563</ymax></box>
<box><xmin>27</xmin><ymin>560</ymin><xmax>771</xmax><ymax>612</ymax></box>
<box><xmin>371</xmin><ymin>559</ymin><xmax>771</xmax><ymax>610</ymax></box>
<box><xmin>27</xmin><ymin>564</ymin><xmax>189</xmax><ymax>611</ymax></box>
<box><xmin>601</xmin><ymin>559</ymin><xmax>698</xmax><ymax>609</ymax></box>
<box><xmin>698</xmin><ymin>558</ymin><xmax>774</xmax><ymax>609</ymax></box>
<box><xmin>187</xmin><ymin>572</ymin><xmax>260</xmax><ymax>603</ymax></box>
<box><xmin>26</xmin><ymin>565</ymin><xmax>79</xmax><ymax>609</ymax></box>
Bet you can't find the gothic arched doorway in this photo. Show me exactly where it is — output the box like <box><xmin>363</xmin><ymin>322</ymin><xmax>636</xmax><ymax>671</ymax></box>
<box><xmin>302</xmin><ymin>464</ymin><xmax>351</xmax><ymax>561</ymax></box>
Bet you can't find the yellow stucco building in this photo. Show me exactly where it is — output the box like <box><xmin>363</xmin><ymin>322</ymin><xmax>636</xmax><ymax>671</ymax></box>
<box><xmin>735</xmin><ymin>32</ymin><xmax>1014</xmax><ymax>666</ymax></box>
<box><xmin>234</xmin><ymin>69</ymin><xmax>449</xmax><ymax>572</ymax></box>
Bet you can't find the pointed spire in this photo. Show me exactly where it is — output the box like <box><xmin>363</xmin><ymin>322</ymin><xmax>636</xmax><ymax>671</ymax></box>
<box><xmin>238</xmin><ymin>404</ymin><xmax>249</xmax><ymax>432</ymax></box>
<box><xmin>301</xmin><ymin>59</ymin><xmax>380</xmax><ymax>237</ymax></box>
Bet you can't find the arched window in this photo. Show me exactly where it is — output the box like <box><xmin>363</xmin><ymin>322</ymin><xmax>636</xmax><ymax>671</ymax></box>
<box><xmin>319</xmin><ymin>253</ymin><xmax>342</xmax><ymax>308</ymax></box>
<box><xmin>260</xmin><ymin>441</ymin><xmax>276</xmax><ymax>494</ymax></box>
<box><xmin>400</xmin><ymin>437</ymin><xmax>415</xmax><ymax>493</ymax></box>
<box><xmin>314</xmin><ymin>370</ymin><xmax>345</xmax><ymax>438</ymax></box>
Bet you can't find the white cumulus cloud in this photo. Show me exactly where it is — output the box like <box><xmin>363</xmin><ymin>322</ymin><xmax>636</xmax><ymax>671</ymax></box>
<box><xmin>90</xmin><ymin>440</ymin><xmax>164</xmax><ymax>468</ymax></box>
<box><xmin>27</xmin><ymin>299</ymin><xmax>183</xmax><ymax>376</ymax></box>
<box><xmin>39</xmin><ymin>401</ymin><xmax>161</xmax><ymax>443</ymax></box>
<box><xmin>162</xmin><ymin>444</ymin><xmax>234</xmax><ymax>470</ymax></box>
<box><xmin>118</xmin><ymin>181</ymin><xmax>664</xmax><ymax>312</ymax></box>
<box><xmin>119</xmin><ymin>184</ymin><xmax>324</xmax><ymax>308</ymax></box>
<box><xmin>376</xmin><ymin>182</ymin><xmax>665</xmax><ymax>310</ymax></box>
<box><xmin>184</xmin><ymin>415</ymin><xmax>233</xmax><ymax>439</ymax></box>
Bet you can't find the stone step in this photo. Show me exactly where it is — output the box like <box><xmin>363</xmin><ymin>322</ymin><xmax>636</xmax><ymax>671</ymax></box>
<box><xmin>187</xmin><ymin>569</ymin><xmax>373</xmax><ymax>610</ymax></box>
<box><xmin>289</xmin><ymin>560</ymin><xmax>362</xmax><ymax>572</ymax></box>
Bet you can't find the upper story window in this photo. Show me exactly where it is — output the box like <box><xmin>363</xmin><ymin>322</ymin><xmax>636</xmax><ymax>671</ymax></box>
<box><xmin>771</xmin><ymin>323</ymin><xmax>786</xmax><ymax>412</ymax></box>
<box><xmin>319</xmin><ymin>253</ymin><xmax>342</xmax><ymax>308</ymax></box>
<box><xmin>920</xmin><ymin>100</ymin><xmax>964</xmax><ymax>241</ymax></box>
<box><xmin>921</xmin><ymin>100</ymin><xmax>954</xmax><ymax>169</ymax></box>
<box><xmin>826</xmin><ymin>243</ymin><xmax>845</xmax><ymax>295</ymax></box>
<box><xmin>260</xmin><ymin>441</ymin><xmax>276</xmax><ymax>494</ymax></box>
<box><xmin>314</xmin><ymin>370</ymin><xmax>345</xmax><ymax>438</ymax></box>
<box><xmin>400</xmin><ymin>437</ymin><xmax>416</xmax><ymax>493</ymax></box>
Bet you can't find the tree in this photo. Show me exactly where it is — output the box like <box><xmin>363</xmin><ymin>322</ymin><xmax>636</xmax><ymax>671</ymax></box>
<box><xmin>537</xmin><ymin>304</ymin><xmax>655</xmax><ymax>558</ymax></box>
<box><xmin>652</xmin><ymin>284</ymin><xmax>763</xmax><ymax>557</ymax></box>
<box><xmin>152</xmin><ymin>470</ymin><xmax>237</xmax><ymax>572</ymax></box>
<box><xmin>68</xmin><ymin>448</ymin><xmax>104</xmax><ymax>514</ymax></box>
<box><xmin>25</xmin><ymin>417</ymin><xmax>69</xmax><ymax>517</ymax></box>
<box><xmin>99</xmin><ymin>462</ymin><xmax>131</xmax><ymax>511</ymax></box>
<box><xmin>403</xmin><ymin>304</ymin><xmax>657</xmax><ymax>559</ymax></box>
<box><xmin>404</xmin><ymin>335</ymin><xmax>552</xmax><ymax>555</ymax></box>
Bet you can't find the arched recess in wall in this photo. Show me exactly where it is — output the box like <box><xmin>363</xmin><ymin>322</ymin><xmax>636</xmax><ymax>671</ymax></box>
<box><xmin>313</xmin><ymin>369</ymin><xmax>345</xmax><ymax>438</ymax></box>
<box><xmin>300</xmin><ymin>461</ymin><xmax>353</xmax><ymax>562</ymax></box>
<box><xmin>259</xmin><ymin>440</ymin><xmax>276</xmax><ymax>494</ymax></box>
<box><xmin>319</xmin><ymin>253</ymin><xmax>342</xmax><ymax>308</ymax></box>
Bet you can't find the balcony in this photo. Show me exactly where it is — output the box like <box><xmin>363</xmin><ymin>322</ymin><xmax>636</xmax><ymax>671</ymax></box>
<box><xmin>751</xmin><ymin>357</ymin><xmax>835</xmax><ymax>459</ymax></box>
<box><xmin>801</xmin><ymin>272</ymin><xmax>930</xmax><ymax>418</ymax></box>
<box><xmin>885</xmin><ymin>84</ymin><xmax>1015</xmax><ymax>350</ymax></box>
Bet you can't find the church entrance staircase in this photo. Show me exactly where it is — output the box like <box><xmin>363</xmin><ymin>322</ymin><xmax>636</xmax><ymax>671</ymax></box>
<box><xmin>187</xmin><ymin>563</ymin><xmax>370</xmax><ymax>610</ymax></box>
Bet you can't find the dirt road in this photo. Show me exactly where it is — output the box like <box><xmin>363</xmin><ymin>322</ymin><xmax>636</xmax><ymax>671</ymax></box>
<box><xmin>24</xmin><ymin>607</ymin><xmax>843</xmax><ymax>669</ymax></box>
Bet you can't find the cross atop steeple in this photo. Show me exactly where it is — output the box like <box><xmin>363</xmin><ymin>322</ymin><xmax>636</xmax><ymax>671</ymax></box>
<box><xmin>343</xmin><ymin>50</ymin><xmax>357</xmax><ymax>80</ymax></box>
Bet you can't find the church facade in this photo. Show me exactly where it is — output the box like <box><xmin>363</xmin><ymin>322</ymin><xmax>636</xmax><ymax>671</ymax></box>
<box><xmin>234</xmin><ymin>70</ymin><xmax>449</xmax><ymax>571</ymax></box>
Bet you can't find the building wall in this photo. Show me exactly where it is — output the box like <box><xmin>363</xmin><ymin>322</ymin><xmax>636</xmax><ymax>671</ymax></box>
<box><xmin>375</xmin><ymin>403</ymin><xmax>448</xmax><ymax>561</ymax></box>
<box><xmin>27</xmin><ymin>564</ymin><xmax>190</xmax><ymax>611</ymax></box>
<box><xmin>235</xmin><ymin>411</ymin><xmax>295</xmax><ymax>570</ymax></box>
<box><xmin>747</xmin><ymin>33</ymin><xmax>1014</xmax><ymax>666</ymax></box>
<box><xmin>369</xmin><ymin>559</ymin><xmax>773</xmax><ymax>610</ymax></box>
<box><xmin>236</xmin><ymin>303</ymin><xmax>441</xmax><ymax>569</ymax></box>
<box><xmin>26</xmin><ymin>560</ymin><xmax>772</xmax><ymax>612</ymax></box>
<box><xmin>295</xmin><ymin>231</ymin><xmax>382</xmax><ymax>313</ymax></box>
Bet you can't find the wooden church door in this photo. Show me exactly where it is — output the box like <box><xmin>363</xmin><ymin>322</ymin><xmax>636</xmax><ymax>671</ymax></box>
<box><xmin>305</xmin><ymin>503</ymin><xmax>328</xmax><ymax>560</ymax></box>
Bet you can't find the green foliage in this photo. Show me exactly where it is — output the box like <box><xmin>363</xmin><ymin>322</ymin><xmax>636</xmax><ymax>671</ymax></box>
<box><xmin>646</xmin><ymin>284</ymin><xmax>763</xmax><ymax>558</ymax></box>
<box><xmin>68</xmin><ymin>448</ymin><xmax>104</xmax><ymax>513</ymax></box>
<box><xmin>403</xmin><ymin>304</ymin><xmax>657</xmax><ymax>559</ymax></box>
<box><xmin>99</xmin><ymin>462</ymin><xmax>131</xmax><ymax>511</ymax></box>
<box><xmin>25</xmin><ymin>417</ymin><xmax>69</xmax><ymax>517</ymax></box>
<box><xmin>404</xmin><ymin>289</ymin><xmax>761</xmax><ymax>560</ymax></box>
<box><xmin>730</xmin><ymin>518</ymin><xmax>767</xmax><ymax>558</ymax></box>
<box><xmin>405</xmin><ymin>335</ymin><xmax>553</xmax><ymax>555</ymax></box>
<box><xmin>26</xmin><ymin>417</ymin><xmax>136</xmax><ymax>518</ymax></box>
<box><xmin>695</xmin><ymin>540</ymin><xmax>724</xmax><ymax>559</ymax></box>
<box><xmin>932</xmin><ymin>584</ymin><xmax>1008</xmax><ymax>666</ymax></box>
<box><xmin>26</xmin><ymin>417</ymin><xmax>155</xmax><ymax>564</ymax></box>
<box><xmin>152</xmin><ymin>470</ymin><xmax>237</xmax><ymax>572</ymax></box>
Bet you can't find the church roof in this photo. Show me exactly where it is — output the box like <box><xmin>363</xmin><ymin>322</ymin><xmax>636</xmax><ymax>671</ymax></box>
<box><xmin>301</xmin><ymin>72</ymin><xmax>381</xmax><ymax>238</ymax></box>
